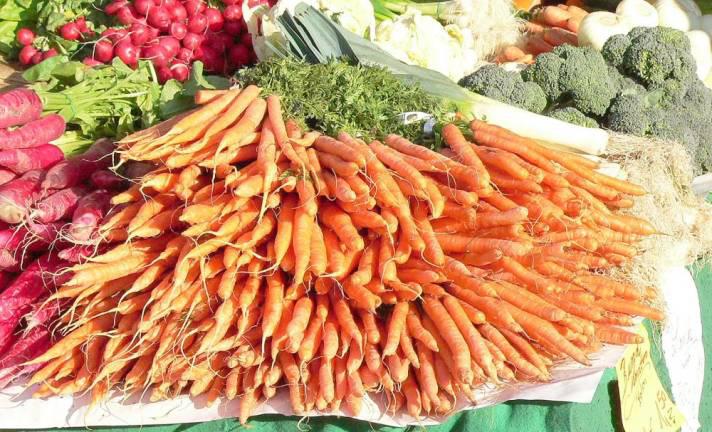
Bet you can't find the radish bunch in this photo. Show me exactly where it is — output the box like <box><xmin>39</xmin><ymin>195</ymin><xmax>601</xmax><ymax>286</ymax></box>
<box><xmin>16</xmin><ymin>29</ymin><xmax>59</xmax><ymax>67</ymax></box>
<box><xmin>97</xmin><ymin>0</ymin><xmax>271</xmax><ymax>82</ymax></box>
<box><xmin>0</xmin><ymin>88</ymin><xmax>125</xmax><ymax>387</ymax></box>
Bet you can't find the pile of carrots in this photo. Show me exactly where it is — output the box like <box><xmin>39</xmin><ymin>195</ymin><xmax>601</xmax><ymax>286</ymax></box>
<box><xmin>498</xmin><ymin>3</ymin><xmax>588</xmax><ymax>64</ymax></box>
<box><xmin>23</xmin><ymin>87</ymin><xmax>663</xmax><ymax>423</ymax></box>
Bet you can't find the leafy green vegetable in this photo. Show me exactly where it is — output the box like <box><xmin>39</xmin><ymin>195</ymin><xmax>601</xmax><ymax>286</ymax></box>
<box><xmin>237</xmin><ymin>57</ymin><xmax>453</xmax><ymax>143</ymax></box>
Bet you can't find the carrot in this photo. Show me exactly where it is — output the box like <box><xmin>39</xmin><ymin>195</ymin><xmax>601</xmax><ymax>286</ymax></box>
<box><xmin>383</xmin><ymin>302</ymin><xmax>409</xmax><ymax>357</ymax></box>
<box><xmin>595</xmin><ymin>324</ymin><xmax>643</xmax><ymax>345</ymax></box>
<box><xmin>261</xmin><ymin>271</ymin><xmax>285</xmax><ymax>342</ymax></box>
<box><xmin>291</xmin><ymin>207</ymin><xmax>312</xmax><ymax>285</ymax></box>
<box><xmin>596</xmin><ymin>298</ymin><xmax>664</xmax><ymax>321</ymax></box>
<box><xmin>481</xmin><ymin>323</ymin><xmax>545</xmax><ymax>380</ymax></box>
<box><xmin>438</xmin><ymin>234</ymin><xmax>531</xmax><ymax>257</ymax></box>
<box><xmin>441</xmin><ymin>124</ymin><xmax>489</xmax><ymax>189</ymax></box>
<box><xmin>193</xmin><ymin>89</ymin><xmax>228</xmax><ymax>105</ymax></box>
<box><xmin>422</xmin><ymin>296</ymin><xmax>473</xmax><ymax>384</ymax></box>
<box><xmin>543</xmin><ymin>27</ymin><xmax>578</xmax><ymax>46</ymax></box>
<box><xmin>320</xmin><ymin>202</ymin><xmax>364</xmax><ymax>251</ymax></box>
<box><xmin>536</xmin><ymin>6</ymin><xmax>571</xmax><ymax>27</ymax></box>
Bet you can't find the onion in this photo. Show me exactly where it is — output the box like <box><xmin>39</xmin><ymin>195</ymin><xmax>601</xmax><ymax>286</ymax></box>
<box><xmin>654</xmin><ymin>0</ymin><xmax>700</xmax><ymax>31</ymax></box>
<box><xmin>616</xmin><ymin>0</ymin><xmax>659</xmax><ymax>28</ymax></box>
<box><xmin>577</xmin><ymin>11</ymin><xmax>634</xmax><ymax>52</ymax></box>
<box><xmin>686</xmin><ymin>30</ymin><xmax>712</xmax><ymax>80</ymax></box>
<box><xmin>700</xmin><ymin>15</ymin><xmax>712</xmax><ymax>38</ymax></box>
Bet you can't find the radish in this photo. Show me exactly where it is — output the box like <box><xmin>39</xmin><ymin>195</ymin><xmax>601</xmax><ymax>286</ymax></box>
<box><xmin>42</xmin><ymin>138</ymin><xmax>113</xmax><ymax>190</ymax></box>
<box><xmin>69</xmin><ymin>190</ymin><xmax>111</xmax><ymax>242</ymax></box>
<box><xmin>0</xmin><ymin>114</ymin><xmax>65</xmax><ymax>150</ymax></box>
<box><xmin>75</xmin><ymin>17</ymin><xmax>91</xmax><ymax>34</ymax></box>
<box><xmin>42</xmin><ymin>49</ymin><xmax>58</xmax><ymax>60</ymax></box>
<box><xmin>169</xmin><ymin>2</ymin><xmax>188</xmax><ymax>21</ymax></box>
<box><xmin>31</xmin><ymin>186</ymin><xmax>89</xmax><ymax>223</ymax></box>
<box><xmin>184</xmin><ymin>0</ymin><xmax>206</xmax><ymax>16</ymax></box>
<box><xmin>115</xmin><ymin>39</ymin><xmax>140</xmax><ymax>66</ymax></box>
<box><xmin>205</xmin><ymin>8</ymin><xmax>224</xmax><ymax>31</ymax></box>
<box><xmin>58</xmin><ymin>244</ymin><xmax>102</xmax><ymax>263</ymax></box>
<box><xmin>130</xmin><ymin>23</ymin><xmax>152</xmax><ymax>47</ymax></box>
<box><xmin>0</xmin><ymin>326</ymin><xmax>50</xmax><ymax>369</ymax></box>
<box><xmin>60</xmin><ymin>22</ymin><xmax>81</xmax><ymax>41</ymax></box>
<box><xmin>224</xmin><ymin>5</ymin><xmax>243</xmax><ymax>21</ymax></box>
<box><xmin>156</xmin><ymin>66</ymin><xmax>172</xmax><ymax>83</ymax></box>
<box><xmin>30</xmin><ymin>51</ymin><xmax>43</xmax><ymax>65</ymax></box>
<box><xmin>187</xmin><ymin>14</ymin><xmax>208</xmax><ymax>33</ymax></box>
<box><xmin>224</xmin><ymin>20</ymin><xmax>243</xmax><ymax>36</ymax></box>
<box><xmin>105</xmin><ymin>0</ymin><xmax>129</xmax><ymax>15</ymax></box>
<box><xmin>0</xmin><ymin>272</ymin><xmax>10</xmax><ymax>292</ymax></box>
<box><xmin>143</xmin><ymin>44</ymin><xmax>170</xmax><ymax>67</ymax></box>
<box><xmin>16</xmin><ymin>28</ymin><xmax>34</xmax><ymax>46</ymax></box>
<box><xmin>0</xmin><ymin>88</ymin><xmax>42</xmax><ymax>129</ymax></box>
<box><xmin>0</xmin><ymin>170</ymin><xmax>44</xmax><ymax>224</ymax></box>
<box><xmin>134</xmin><ymin>0</ymin><xmax>153</xmax><ymax>16</ymax></box>
<box><xmin>170</xmin><ymin>21</ymin><xmax>188</xmax><ymax>40</ymax></box>
<box><xmin>117</xmin><ymin>5</ymin><xmax>141</xmax><ymax>25</ymax></box>
<box><xmin>83</xmin><ymin>57</ymin><xmax>104</xmax><ymax>67</ymax></box>
<box><xmin>18</xmin><ymin>45</ymin><xmax>37</xmax><ymax>66</ymax></box>
<box><xmin>171</xmin><ymin>62</ymin><xmax>190</xmax><ymax>81</ymax></box>
<box><xmin>90</xmin><ymin>169</ymin><xmax>125</xmax><ymax>189</ymax></box>
<box><xmin>148</xmin><ymin>7</ymin><xmax>172</xmax><ymax>30</ymax></box>
<box><xmin>159</xmin><ymin>36</ymin><xmax>181</xmax><ymax>57</ymax></box>
<box><xmin>182</xmin><ymin>32</ymin><xmax>202</xmax><ymax>50</ymax></box>
<box><xmin>102</xmin><ymin>28</ymin><xmax>128</xmax><ymax>42</ymax></box>
<box><xmin>0</xmin><ymin>254</ymin><xmax>67</xmax><ymax>353</ymax></box>
<box><xmin>93</xmin><ymin>40</ymin><xmax>114</xmax><ymax>63</ymax></box>
<box><xmin>0</xmin><ymin>360</ymin><xmax>47</xmax><ymax>389</ymax></box>
<box><xmin>176</xmin><ymin>47</ymin><xmax>193</xmax><ymax>62</ymax></box>
<box><xmin>0</xmin><ymin>144</ymin><xmax>64</xmax><ymax>174</ymax></box>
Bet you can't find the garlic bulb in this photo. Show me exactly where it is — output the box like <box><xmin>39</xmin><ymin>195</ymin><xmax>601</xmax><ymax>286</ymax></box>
<box><xmin>616</xmin><ymin>0</ymin><xmax>659</xmax><ymax>28</ymax></box>
<box><xmin>686</xmin><ymin>30</ymin><xmax>712</xmax><ymax>80</ymax></box>
<box><xmin>577</xmin><ymin>11</ymin><xmax>634</xmax><ymax>51</ymax></box>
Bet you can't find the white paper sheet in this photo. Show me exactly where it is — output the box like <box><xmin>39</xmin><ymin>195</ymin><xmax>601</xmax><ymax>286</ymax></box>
<box><xmin>0</xmin><ymin>343</ymin><xmax>626</xmax><ymax>429</ymax></box>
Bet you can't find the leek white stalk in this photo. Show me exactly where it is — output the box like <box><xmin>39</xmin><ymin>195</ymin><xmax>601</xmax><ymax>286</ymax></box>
<box><xmin>462</xmin><ymin>93</ymin><xmax>609</xmax><ymax>155</ymax></box>
<box><xmin>654</xmin><ymin>0</ymin><xmax>700</xmax><ymax>31</ymax></box>
<box><xmin>577</xmin><ymin>11</ymin><xmax>634</xmax><ymax>52</ymax></box>
<box><xmin>616</xmin><ymin>0</ymin><xmax>659</xmax><ymax>28</ymax></box>
<box><xmin>686</xmin><ymin>30</ymin><xmax>712</xmax><ymax>80</ymax></box>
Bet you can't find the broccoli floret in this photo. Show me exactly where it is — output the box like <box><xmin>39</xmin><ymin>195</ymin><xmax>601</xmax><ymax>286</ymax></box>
<box><xmin>622</xmin><ymin>27</ymin><xmax>696</xmax><ymax>86</ymax></box>
<box><xmin>648</xmin><ymin>78</ymin><xmax>688</xmax><ymax>107</ymax></box>
<box><xmin>602</xmin><ymin>34</ymin><xmax>631</xmax><ymax>69</ymax></box>
<box><xmin>604</xmin><ymin>93</ymin><xmax>651</xmax><ymax>135</ymax></box>
<box><xmin>608</xmin><ymin>65</ymin><xmax>644</xmax><ymax>96</ymax></box>
<box><xmin>557</xmin><ymin>46</ymin><xmax>617</xmax><ymax>116</ymax></box>
<box><xmin>521</xmin><ymin>52</ymin><xmax>565</xmax><ymax>102</ymax></box>
<box><xmin>458</xmin><ymin>65</ymin><xmax>522</xmax><ymax>103</ymax></box>
<box><xmin>682</xmin><ymin>79</ymin><xmax>712</xmax><ymax>109</ymax></box>
<box><xmin>647</xmin><ymin>109</ymin><xmax>699</xmax><ymax>154</ymax></box>
<box><xmin>510</xmin><ymin>81</ymin><xmax>548</xmax><ymax>113</ymax></box>
<box><xmin>549</xmin><ymin>107</ymin><xmax>599</xmax><ymax>128</ymax></box>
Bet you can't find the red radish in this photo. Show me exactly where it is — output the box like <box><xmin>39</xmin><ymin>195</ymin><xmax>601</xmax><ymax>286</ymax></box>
<box><xmin>0</xmin><ymin>254</ymin><xmax>68</xmax><ymax>353</ymax></box>
<box><xmin>169</xmin><ymin>3</ymin><xmax>188</xmax><ymax>21</ymax></box>
<box><xmin>171</xmin><ymin>62</ymin><xmax>190</xmax><ymax>81</ymax></box>
<box><xmin>129</xmin><ymin>23</ymin><xmax>152</xmax><ymax>47</ymax></box>
<box><xmin>115</xmin><ymin>40</ymin><xmax>139</xmax><ymax>66</ymax></box>
<box><xmin>224</xmin><ymin>20</ymin><xmax>243</xmax><ymax>36</ymax></box>
<box><xmin>18</xmin><ymin>45</ymin><xmax>37</xmax><ymax>66</ymax></box>
<box><xmin>90</xmin><ymin>170</ymin><xmax>125</xmax><ymax>189</ymax></box>
<box><xmin>134</xmin><ymin>0</ymin><xmax>153</xmax><ymax>16</ymax></box>
<box><xmin>184</xmin><ymin>0</ymin><xmax>206</xmax><ymax>16</ymax></box>
<box><xmin>75</xmin><ymin>17</ymin><xmax>90</xmax><ymax>34</ymax></box>
<box><xmin>104</xmin><ymin>0</ymin><xmax>129</xmax><ymax>15</ymax></box>
<box><xmin>16</xmin><ymin>28</ymin><xmax>34</xmax><ymax>46</ymax></box>
<box><xmin>83</xmin><ymin>57</ymin><xmax>103</xmax><ymax>67</ymax></box>
<box><xmin>205</xmin><ymin>8</ymin><xmax>224</xmax><ymax>31</ymax></box>
<box><xmin>0</xmin><ymin>144</ymin><xmax>64</xmax><ymax>174</ymax></box>
<box><xmin>30</xmin><ymin>52</ymin><xmax>43</xmax><ymax>65</ymax></box>
<box><xmin>241</xmin><ymin>32</ymin><xmax>253</xmax><ymax>47</ymax></box>
<box><xmin>0</xmin><ymin>226</ymin><xmax>29</xmax><ymax>250</ymax></box>
<box><xmin>94</xmin><ymin>40</ymin><xmax>114</xmax><ymax>63</ymax></box>
<box><xmin>27</xmin><ymin>298</ymin><xmax>68</xmax><ymax>329</ymax></box>
<box><xmin>0</xmin><ymin>360</ymin><xmax>48</xmax><ymax>389</ymax></box>
<box><xmin>101</xmin><ymin>28</ymin><xmax>128</xmax><ymax>42</ymax></box>
<box><xmin>203</xmin><ymin>33</ymin><xmax>226</xmax><ymax>53</ymax></box>
<box><xmin>116</xmin><ymin>5</ymin><xmax>141</xmax><ymax>25</ymax></box>
<box><xmin>0</xmin><ymin>326</ymin><xmax>50</xmax><ymax>369</ymax></box>
<box><xmin>42</xmin><ymin>48</ymin><xmax>58</xmax><ymax>60</ymax></box>
<box><xmin>156</xmin><ymin>66</ymin><xmax>172</xmax><ymax>83</ymax></box>
<box><xmin>170</xmin><ymin>21</ymin><xmax>187</xmax><ymax>39</ymax></box>
<box><xmin>58</xmin><ymin>245</ymin><xmax>98</xmax><ymax>263</ymax></box>
<box><xmin>31</xmin><ymin>186</ymin><xmax>89</xmax><ymax>223</ymax></box>
<box><xmin>0</xmin><ymin>170</ymin><xmax>43</xmax><ymax>224</ymax></box>
<box><xmin>223</xmin><ymin>0</ymin><xmax>241</xmax><ymax>4</ymax></box>
<box><xmin>0</xmin><ymin>114</ymin><xmax>65</xmax><ymax>151</ymax></box>
<box><xmin>60</xmin><ymin>22</ymin><xmax>81</xmax><ymax>41</ymax></box>
<box><xmin>0</xmin><ymin>89</ymin><xmax>42</xmax><ymax>132</ymax></box>
<box><xmin>147</xmin><ymin>26</ymin><xmax>160</xmax><ymax>40</ymax></box>
<box><xmin>143</xmin><ymin>44</ymin><xmax>170</xmax><ymax>67</ymax></box>
<box><xmin>42</xmin><ymin>138</ymin><xmax>113</xmax><ymax>190</ymax></box>
<box><xmin>182</xmin><ymin>32</ymin><xmax>202</xmax><ymax>50</ymax></box>
<box><xmin>187</xmin><ymin>14</ymin><xmax>208</xmax><ymax>34</ymax></box>
<box><xmin>0</xmin><ymin>170</ymin><xmax>14</xmax><ymax>187</ymax></box>
<box><xmin>159</xmin><ymin>36</ymin><xmax>181</xmax><ymax>57</ymax></box>
<box><xmin>69</xmin><ymin>190</ymin><xmax>111</xmax><ymax>242</ymax></box>
<box><xmin>229</xmin><ymin>44</ymin><xmax>250</xmax><ymax>67</ymax></box>
<box><xmin>0</xmin><ymin>272</ymin><xmax>10</xmax><ymax>292</ymax></box>
<box><xmin>223</xmin><ymin>5</ymin><xmax>242</xmax><ymax>21</ymax></box>
<box><xmin>147</xmin><ymin>7</ymin><xmax>172</xmax><ymax>30</ymax></box>
<box><xmin>176</xmin><ymin>47</ymin><xmax>193</xmax><ymax>62</ymax></box>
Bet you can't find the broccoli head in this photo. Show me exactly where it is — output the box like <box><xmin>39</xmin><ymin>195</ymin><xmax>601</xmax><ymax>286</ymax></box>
<box><xmin>682</xmin><ymin>79</ymin><xmax>712</xmax><ymax>109</ymax></box>
<box><xmin>647</xmin><ymin>108</ymin><xmax>700</xmax><ymax>155</ymax></box>
<box><xmin>601</xmin><ymin>34</ymin><xmax>631</xmax><ymax>69</ymax></box>
<box><xmin>458</xmin><ymin>65</ymin><xmax>522</xmax><ymax>103</ymax></box>
<box><xmin>608</xmin><ymin>65</ymin><xmax>644</xmax><ymax>96</ymax></box>
<box><xmin>604</xmin><ymin>93</ymin><xmax>650</xmax><ymax>135</ymax></box>
<box><xmin>521</xmin><ymin>52</ymin><xmax>565</xmax><ymax>102</ymax></box>
<box><xmin>548</xmin><ymin>107</ymin><xmax>599</xmax><ymax>128</ymax></box>
<box><xmin>622</xmin><ymin>26</ymin><xmax>696</xmax><ymax>86</ymax></box>
<box><xmin>556</xmin><ymin>46</ymin><xmax>617</xmax><ymax>116</ymax></box>
<box><xmin>509</xmin><ymin>81</ymin><xmax>548</xmax><ymax>113</ymax></box>
<box><xmin>647</xmin><ymin>78</ymin><xmax>688</xmax><ymax>107</ymax></box>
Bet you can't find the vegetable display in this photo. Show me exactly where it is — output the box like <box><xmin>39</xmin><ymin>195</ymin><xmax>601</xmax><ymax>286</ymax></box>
<box><xmin>0</xmin><ymin>87</ymin><xmax>125</xmax><ymax>388</ymax></box>
<box><xmin>20</xmin><ymin>88</ymin><xmax>664</xmax><ymax>422</ymax></box>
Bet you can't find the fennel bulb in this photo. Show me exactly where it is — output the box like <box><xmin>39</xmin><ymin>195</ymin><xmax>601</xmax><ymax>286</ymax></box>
<box><xmin>578</xmin><ymin>11</ymin><xmax>634</xmax><ymax>51</ymax></box>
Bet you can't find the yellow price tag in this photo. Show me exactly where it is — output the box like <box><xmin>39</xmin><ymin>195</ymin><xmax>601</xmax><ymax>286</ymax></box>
<box><xmin>616</xmin><ymin>324</ymin><xmax>685</xmax><ymax>432</ymax></box>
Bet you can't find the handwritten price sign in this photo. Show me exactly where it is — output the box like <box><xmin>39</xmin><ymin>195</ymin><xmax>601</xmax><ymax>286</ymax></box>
<box><xmin>616</xmin><ymin>324</ymin><xmax>685</xmax><ymax>432</ymax></box>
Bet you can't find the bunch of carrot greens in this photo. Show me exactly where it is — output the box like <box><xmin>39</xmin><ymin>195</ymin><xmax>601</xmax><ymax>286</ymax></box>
<box><xmin>22</xmin><ymin>87</ymin><xmax>663</xmax><ymax>422</ymax></box>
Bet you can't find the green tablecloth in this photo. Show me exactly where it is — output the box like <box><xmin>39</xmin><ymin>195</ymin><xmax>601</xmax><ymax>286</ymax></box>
<box><xmin>13</xmin><ymin>266</ymin><xmax>709</xmax><ymax>432</ymax></box>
